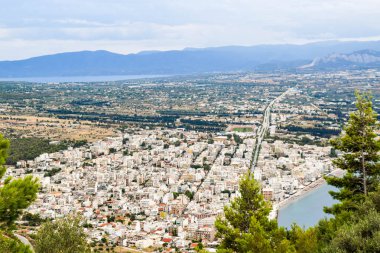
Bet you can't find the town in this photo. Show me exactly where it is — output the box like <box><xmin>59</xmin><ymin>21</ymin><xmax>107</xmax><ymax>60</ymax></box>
<box><xmin>2</xmin><ymin>69</ymin><xmax>380</xmax><ymax>252</ymax></box>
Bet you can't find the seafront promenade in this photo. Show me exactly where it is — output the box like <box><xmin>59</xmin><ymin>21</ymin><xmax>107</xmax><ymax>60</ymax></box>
<box><xmin>276</xmin><ymin>169</ymin><xmax>343</xmax><ymax>209</ymax></box>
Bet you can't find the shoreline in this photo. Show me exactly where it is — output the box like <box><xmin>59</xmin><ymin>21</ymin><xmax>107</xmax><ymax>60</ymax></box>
<box><xmin>275</xmin><ymin>169</ymin><xmax>343</xmax><ymax>210</ymax></box>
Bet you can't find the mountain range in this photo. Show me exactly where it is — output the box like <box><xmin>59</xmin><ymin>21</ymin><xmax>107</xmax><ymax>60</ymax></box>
<box><xmin>2</xmin><ymin>40</ymin><xmax>380</xmax><ymax>77</ymax></box>
<box><xmin>300</xmin><ymin>49</ymin><xmax>380</xmax><ymax>69</ymax></box>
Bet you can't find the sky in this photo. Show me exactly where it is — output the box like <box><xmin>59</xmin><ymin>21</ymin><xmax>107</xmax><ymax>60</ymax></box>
<box><xmin>1</xmin><ymin>0</ymin><xmax>380</xmax><ymax>60</ymax></box>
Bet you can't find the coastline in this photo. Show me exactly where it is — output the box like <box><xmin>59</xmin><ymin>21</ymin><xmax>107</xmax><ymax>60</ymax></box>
<box><xmin>276</xmin><ymin>169</ymin><xmax>343</xmax><ymax>210</ymax></box>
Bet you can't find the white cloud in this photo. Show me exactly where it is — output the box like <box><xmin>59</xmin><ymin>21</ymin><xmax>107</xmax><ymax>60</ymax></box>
<box><xmin>0</xmin><ymin>0</ymin><xmax>380</xmax><ymax>59</ymax></box>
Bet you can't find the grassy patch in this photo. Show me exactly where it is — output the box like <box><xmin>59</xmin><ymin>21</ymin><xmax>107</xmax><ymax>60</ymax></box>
<box><xmin>232</xmin><ymin>127</ymin><xmax>253</xmax><ymax>133</ymax></box>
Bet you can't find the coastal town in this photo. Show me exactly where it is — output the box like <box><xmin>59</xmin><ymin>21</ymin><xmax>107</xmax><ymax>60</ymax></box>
<box><xmin>2</xmin><ymin>0</ymin><xmax>380</xmax><ymax>251</ymax></box>
<box><xmin>0</xmin><ymin>70</ymin><xmax>364</xmax><ymax>252</ymax></box>
<box><xmin>7</xmin><ymin>129</ymin><xmax>335</xmax><ymax>251</ymax></box>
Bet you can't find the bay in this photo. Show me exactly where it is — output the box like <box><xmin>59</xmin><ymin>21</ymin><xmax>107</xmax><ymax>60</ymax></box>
<box><xmin>278</xmin><ymin>184</ymin><xmax>338</xmax><ymax>229</ymax></box>
<box><xmin>0</xmin><ymin>75</ymin><xmax>168</xmax><ymax>83</ymax></box>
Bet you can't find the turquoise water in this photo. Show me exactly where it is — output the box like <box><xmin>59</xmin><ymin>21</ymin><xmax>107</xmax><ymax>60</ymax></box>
<box><xmin>278</xmin><ymin>184</ymin><xmax>338</xmax><ymax>229</ymax></box>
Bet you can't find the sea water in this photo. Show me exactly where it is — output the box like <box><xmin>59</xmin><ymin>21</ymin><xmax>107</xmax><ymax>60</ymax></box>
<box><xmin>278</xmin><ymin>184</ymin><xmax>338</xmax><ymax>229</ymax></box>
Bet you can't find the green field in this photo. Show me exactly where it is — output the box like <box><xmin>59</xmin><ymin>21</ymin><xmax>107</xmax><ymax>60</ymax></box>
<box><xmin>233</xmin><ymin>127</ymin><xmax>253</xmax><ymax>132</ymax></box>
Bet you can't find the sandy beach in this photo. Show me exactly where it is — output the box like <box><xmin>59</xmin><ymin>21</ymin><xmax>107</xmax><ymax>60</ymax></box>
<box><xmin>276</xmin><ymin>169</ymin><xmax>343</xmax><ymax>209</ymax></box>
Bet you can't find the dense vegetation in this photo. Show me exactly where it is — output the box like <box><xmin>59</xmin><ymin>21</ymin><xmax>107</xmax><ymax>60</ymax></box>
<box><xmin>282</xmin><ymin>125</ymin><xmax>341</xmax><ymax>138</ymax></box>
<box><xmin>180</xmin><ymin>119</ymin><xmax>227</xmax><ymax>128</ymax></box>
<box><xmin>0</xmin><ymin>134</ymin><xmax>39</xmax><ymax>253</ymax></box>
<box><xmin>6</xmin><ymin>138</ymin><xmax>87</xmax><ymax>165</ymax></box>
<box><xmin>34</xmin><ymin>215</ymin><xmax>91</xmax><ymax>253</ymax></box>
<box><xmin>48</xmin><ymin>109</ymin><xmax>180</xmax><ymax>124</ymax></box>
<box><xmin>215</xmin><ymin>173</ymin><xmax>294</xmax><ymax>252</ymax></box>
<box><xmin>325</xmin><ymin>91</ymin><xmax>380</xmax><ymax>214</ymax></box>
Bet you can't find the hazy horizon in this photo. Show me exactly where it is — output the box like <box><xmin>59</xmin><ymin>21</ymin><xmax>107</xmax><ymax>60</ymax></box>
<box><xmin>3</xmin><ymin>39</ymin><xmax>380</xmax><ymax>62</ymax></box>
<box><xmin>1</xmin><ymin>0</ymin><xmax>380</xmax><ymax>60</ymax></box>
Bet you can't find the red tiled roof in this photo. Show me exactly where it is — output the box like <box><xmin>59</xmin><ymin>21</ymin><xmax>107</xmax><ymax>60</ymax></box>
<box><xmin>190</xmin><ymin>243</ymin><xmax>198</xmax><ymax>248</ymax></box>
<box><xmin>162</xmin><ymin>238</ymin><xmax>172</xmax><ymax>243</ymax></box>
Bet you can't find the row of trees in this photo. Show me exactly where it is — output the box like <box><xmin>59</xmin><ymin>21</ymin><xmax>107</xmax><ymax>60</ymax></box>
<box><xmin>282</xmin><ymin>125</ymin><xmax>341</xmax><ymax>138</ymax></box>
<box><xmin>214</xmin><ymin>91</ymin><xmax>380</xmax><ymax>252</ymax></box>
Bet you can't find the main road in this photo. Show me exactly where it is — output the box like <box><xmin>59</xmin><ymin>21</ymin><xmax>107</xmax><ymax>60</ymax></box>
<box><xmin>250</xmin><ymin>88</ymin><xmax>293</xmax><ymax>173</ymax></box>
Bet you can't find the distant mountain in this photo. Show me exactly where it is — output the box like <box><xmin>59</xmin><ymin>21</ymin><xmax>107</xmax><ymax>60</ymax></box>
<box><xmin>2</xmin><ymin>40</ymin><xmax>380</xmax><ymax>77</ymax></box>
<box><xmin>300</xmin><ymin>49</ymin><xmax>380</xmax><ymax>69</ymax></box>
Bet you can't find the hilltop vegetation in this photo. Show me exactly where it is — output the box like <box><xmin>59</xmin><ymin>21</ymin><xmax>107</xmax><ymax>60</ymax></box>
<box><xmin>0</xmin><ymin>134</ymin><xmax>39</xmax><ymax>253</ymax></box>
<box><xmin>6</xmin><ymin>138</ymin><xmax>87</xmax><ymax>165</ymax></box>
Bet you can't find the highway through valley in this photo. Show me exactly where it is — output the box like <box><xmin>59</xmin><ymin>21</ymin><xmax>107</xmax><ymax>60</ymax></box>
<box><xmin>250</xmin><ymin>88</ymin><xmax>293</xmax><ymax>173</ymax></box>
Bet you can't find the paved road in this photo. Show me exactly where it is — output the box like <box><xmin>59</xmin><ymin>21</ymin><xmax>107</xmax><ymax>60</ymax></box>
<box><xmin>14</xmin><ymin>233</ymin><xmax>34</xmax><ymax>252</ymax></box>
<box><xmin>250</xmin><ymin>88</ymin><xmax>293</xmax><ymax>173</ymax></box>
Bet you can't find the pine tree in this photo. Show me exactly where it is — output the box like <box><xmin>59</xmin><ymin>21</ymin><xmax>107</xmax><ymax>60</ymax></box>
<box><xmin>34</xmin><ymin>214</ymin><xmax>91</xmax><ymax>253</ymax></box>
<box><xmin>0</xmin><ymin>134</ymin><xmax>39</xmax><ymax>253</ymax></box>
<box><xmin>320</xmin><ymin>188</ymin><xmax>380</xmax><ymax>252</ymax></box>
<box><xmin>215</xmin><ymin>173</ymin><xmax>293</xmax><ymax>253</ymax></box>
<box><xmin>0</xmin><ymin>234</ymin><xmax>32</xmax><ymax>253</ymax></box>
<box><xmin>0</xmin><ymin>135</ymin><xmax>40</xmax><ymax>229</ymax></box>
<box><xmin>325</xmin><ymin>91</ymin><xmax>380</xmax><ymax>214</ymax></box>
